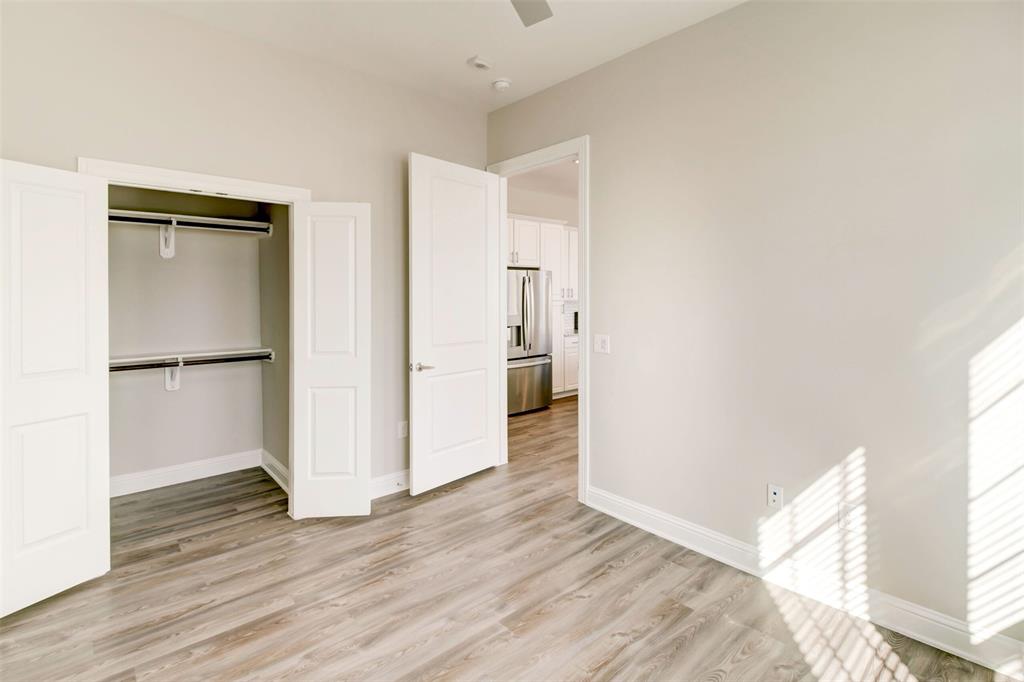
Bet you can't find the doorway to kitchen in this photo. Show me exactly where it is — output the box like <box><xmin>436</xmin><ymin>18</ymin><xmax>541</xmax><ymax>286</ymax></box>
<box><xmin>488</xmin><ymin>136</ymin><xmax>590</xmax><ymax>503</ymax></box>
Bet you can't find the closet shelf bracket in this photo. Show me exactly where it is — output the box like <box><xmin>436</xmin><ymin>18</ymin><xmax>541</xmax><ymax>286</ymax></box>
<box><xmin>165</xmin><ymin>357</ymin><xmax>182</xmax><ymax>391</ymax></box>
<box><xmin>160</xmin><ymin>220</ymin><xmax>176</xmax><ymax>259</ymax></box>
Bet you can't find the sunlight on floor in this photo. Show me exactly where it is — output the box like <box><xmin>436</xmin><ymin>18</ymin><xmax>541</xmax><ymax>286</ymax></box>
<box><xmin>757</xmin><ymin>448</ymin><xmax>918</xmax><ymax>681</ymax></box>
<box><xmin>967</xmin><ymin>318</ymin><xmax>1024</xmax><ymax>647</ymax></box>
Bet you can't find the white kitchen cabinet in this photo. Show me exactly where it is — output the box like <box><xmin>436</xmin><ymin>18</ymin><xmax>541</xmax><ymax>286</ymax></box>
<box><xmin>508</xmin><ymin>217</ymin><xmax>541</xmax><ymax>267</ymax></box>
<box><xmin>507</xmin><ymin>217</ymin><xmax>516</xmax><ymax>266</ymax></box>
<box><xmin>564</xmin><ymin>226</ymin><xmax>579</xmax><ymax>300</ymax></box>
<box><xmin>550</xmin><ymin>301</ymin><xmax>564</xmax><ymax>393</ymax></box>
<box><xmin>564</xmin><ymin>336</ymin><xmax>579</xmax><ymax>391</ymax></box>
<box><xmin>540</xmin><ymin>222</ymin><xmax>564</xmax><ymax>299</ymax></box>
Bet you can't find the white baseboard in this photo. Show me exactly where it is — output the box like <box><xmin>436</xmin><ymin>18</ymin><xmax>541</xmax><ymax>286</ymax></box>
<box><xmin>371</xmin><ymin>469</ymin><xmax>409</xmax><ymax>499</ymax></box>
<box><xmin>260</xmin><ymin>452</ymin><xmax>406</xmax><ymax>501</ymax></box>
<box><xmin>111</xmin><ymin>449</ymin><xmax>263</xmax><ymax>497</ymax></box>
<box><xmin>587</xmin><ymin>486</ymin><xmax>759</xmax><ymax>572</ymax></box>
<box><xmin>261</xmin><ymin>450</ymin><xmax>289</xmax><ymax>494</ymax></box>
<box><xmin>586</xmin><ymin>485</ymin><xmax>1024</xmax><ymax>678</ymax></box>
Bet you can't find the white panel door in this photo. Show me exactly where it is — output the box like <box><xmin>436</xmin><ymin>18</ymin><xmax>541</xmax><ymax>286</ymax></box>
<box><xmin>540</xmin><ymin>222</ymin><xmax>564</xmax><ymax>299</ymax></box>
<box><xmin>291</xmin><ymin>201</ymin><xmax>371</xmax><ymax>518</ymax></box>
<box><xmin>409</xmin><ymin>153</ymin><xmax>501</xmax><ymax>495</ymax></box>
<box><xmin>514</xmin><ymin>218</ymin><xmax>541</xmax><ymax>268</ymax></box>
<box><xmin>0</xmin><ymin>160</ymin><xmax>109</xmax><ymax>616</ymax></box>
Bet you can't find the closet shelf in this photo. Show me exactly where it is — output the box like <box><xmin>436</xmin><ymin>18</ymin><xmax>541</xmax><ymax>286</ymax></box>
<box><xmin>109</xmin><ymin>209</ymin><xmax>273</xmax><ymax>236</ymax></box>
<box><xmin>109</xmin><ymin>347</ymin><xmax>275</xmax><ymax>372</ymax></box>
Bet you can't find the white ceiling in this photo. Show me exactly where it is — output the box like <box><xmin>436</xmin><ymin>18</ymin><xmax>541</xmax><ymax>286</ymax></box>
<box><xmin>156</xmin><ymin>0</ymin><xmax>744</xmax><ymax>112</ymax></box>
<box><xmin>508</xmin><ymin>158</ymin><xmax>579</xmax><ymax>197</ymax></box>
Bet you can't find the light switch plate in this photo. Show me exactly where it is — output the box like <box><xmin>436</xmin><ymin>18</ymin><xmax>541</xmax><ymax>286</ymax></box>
<box><xmin>594</xmin><ymin>334</ymin><xmax>611</xmax><ymax>354</ymax></box>
<box><xmin>398</xmin><ymin>421</ymin><xmax>408</xmax><ymax>439</ymax></box>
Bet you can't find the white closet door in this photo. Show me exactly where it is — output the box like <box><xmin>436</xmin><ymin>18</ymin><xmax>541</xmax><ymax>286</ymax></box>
<box><xmin>290</xmin><ymin>201</ymin><xmax>371</xmax><ymax>518</ymax></box>
<box><xmin>409</xmin><ymin>153</ymin><xmax>501</xmax><ymax>495</ymax></box>
<box><xmin>1</xmin><ymin>160</ymin><xmax>109</xmax><ymax>616</ymax></box>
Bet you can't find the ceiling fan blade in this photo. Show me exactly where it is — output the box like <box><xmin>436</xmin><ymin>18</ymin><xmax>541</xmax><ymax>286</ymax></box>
<box><xmin>511</xmin><ymin>0</ymin><xmax>553</xmax><ymax>27</ymax></box>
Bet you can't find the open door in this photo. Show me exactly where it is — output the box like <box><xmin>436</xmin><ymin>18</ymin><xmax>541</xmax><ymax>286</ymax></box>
<box><xmin>290</xmin><ymin>201</ymin><xmax>372</xmax><ymax>518</ymax></box>
<box><xmin>1</xmin><ymin>160</ymin><xmax>109</xmax><ymax>616</ymax></box>
<box><xmin>409</xmin><ymin>153</ymin><xmax>502</xmax><ymax>495</ymax></box>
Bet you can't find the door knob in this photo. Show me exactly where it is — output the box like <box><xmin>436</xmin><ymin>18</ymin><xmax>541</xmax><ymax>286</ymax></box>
<box><xmin>414</xmin><ymin>362</ymin><xmax>435</xmax><ymax>372</ymax></box>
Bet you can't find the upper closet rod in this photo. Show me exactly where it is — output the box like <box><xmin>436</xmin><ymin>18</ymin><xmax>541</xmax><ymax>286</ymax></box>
<box><xmin>109</xmin><ymin>209</ymin><xmax>272</xmax><ymax>259</ymax></box>
<box><xmin>109</xmin><ymin>348</ymin><xmax>275</xmax><ymax>372</ymax></box>
<box><xmin>108</xmin><ymin>209</ymin><xmax>273</xmax><ymax>235</ymax></box>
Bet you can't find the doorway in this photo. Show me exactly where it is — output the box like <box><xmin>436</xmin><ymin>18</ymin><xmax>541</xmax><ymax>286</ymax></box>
<box><xmin>488</xmin><ymin>136</ymin><xmax>591</xmax><ymax>504</ymax></box>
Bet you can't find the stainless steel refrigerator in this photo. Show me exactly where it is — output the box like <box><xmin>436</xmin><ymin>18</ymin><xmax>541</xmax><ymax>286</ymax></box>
<box><xmin>507</xmin><ymin>268</ymin><xmax>552</xmax><ymax>415</ymax></box>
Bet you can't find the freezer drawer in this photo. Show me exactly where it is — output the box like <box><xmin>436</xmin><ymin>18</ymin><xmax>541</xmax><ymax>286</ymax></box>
<box><xmin>508</xmin><ymin>356</ymin><xmax>552</xmax><ymax>415</ymax></box>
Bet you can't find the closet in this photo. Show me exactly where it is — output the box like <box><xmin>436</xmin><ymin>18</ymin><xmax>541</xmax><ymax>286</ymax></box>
<box><xmin>106</xmin><ymin>187</ymin><xmax>290</xmax><ymax>498</ymax></box>
<box><xmin>0</xmin><ymin>158</ymin><xmax>371</xmax><ymax>617</ymax></box>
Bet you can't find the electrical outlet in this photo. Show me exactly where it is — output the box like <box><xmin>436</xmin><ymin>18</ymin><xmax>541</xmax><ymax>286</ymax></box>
<box><xmin>398</xmin><ymin>421</ymin><xmax>408</xmax><ymax>439</ymax></box>
<box><xmin>594</xmin><ymin>334</ymin><xmax>611</xmax><ymax>354</ymax></box>
<box><xmin>767</xmin><ymin>484</ymin><xmax>784</xmax><ymax>509</ymax></box>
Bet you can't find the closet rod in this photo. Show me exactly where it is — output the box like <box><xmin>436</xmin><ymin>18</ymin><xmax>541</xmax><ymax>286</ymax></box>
<box><xmin>109</xmin><ymin>348</ymin><xmax>274</xmax><ymax>373</ymax></box>
<box><xmin>108</xmin><ymin>209</ymin><xmax>273</xmax><ymax>236</ymax></box>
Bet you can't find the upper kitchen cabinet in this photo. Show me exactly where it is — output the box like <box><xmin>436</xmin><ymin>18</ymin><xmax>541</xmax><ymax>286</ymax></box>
<box><xmin>564</xmin><ymin>226</ymin><xmax>579</xmax><ymax>300</ymax></box>
<box><xmin>540</xmin><ymin>221</ymin><xmax>564</xmax><ymax>298</ymax></box>
<box><xmin>508</xmin><ymin>216</ymin><xmax>541</xmax><ymax>267</ymax></box>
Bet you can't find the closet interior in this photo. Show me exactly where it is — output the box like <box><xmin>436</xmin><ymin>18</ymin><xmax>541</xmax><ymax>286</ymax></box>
<box><xmin>107</xmin><ymin>185</ymin><xmax>290</xmax><ymax>495</ymax></box>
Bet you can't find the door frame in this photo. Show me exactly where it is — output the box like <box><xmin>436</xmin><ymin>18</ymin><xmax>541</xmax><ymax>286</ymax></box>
<box><xmin>487</xmin><ymin>135</ymin><xmax>591</xmax><ymax>504</ymax></box>
<box><xmin>76</xmin><ymin>158</ymin><xmax>316</xmax><ymax>510</ymax></box>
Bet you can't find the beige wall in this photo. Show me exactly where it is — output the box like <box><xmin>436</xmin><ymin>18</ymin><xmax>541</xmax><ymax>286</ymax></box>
<box><xmin>1</xmin><ymin>1</ymin><xmax>487</xmax><ymax>479</ymax></box>
<box><xmin>490</xmin><ymin>0</ymin><xmax>1024</xmax><ymax>642</ymax></box>
<box><xmin>260</xmin><ymin>204</ymin><xmax>291</xmax><ymax>471</ymax></box>
<box><xmin>509</xmin><ymin>186</ymin><xmax>578</xmax><ymax>225</ymax></box>
<box><xmin>106</xmin><ymin>187</ymin><xmax>267</xmax><ymax>475</ymax></box>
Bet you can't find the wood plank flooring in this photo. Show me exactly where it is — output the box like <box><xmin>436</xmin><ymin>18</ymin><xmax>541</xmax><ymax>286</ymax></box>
<box><xmin>0</xmin><ymin>396</ymin><xmax>1006</xmax><ymax>680</ymax></box>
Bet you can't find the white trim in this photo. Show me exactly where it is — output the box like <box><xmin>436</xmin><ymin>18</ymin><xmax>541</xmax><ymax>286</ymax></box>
<box><xmin>261</xmin><ymin>450</ymin><xmax>290</xmax><ymax>494</ymax></box>
<box><xmin>553</xmin><ymin>390</ymin><xmax>578</xmax><ymax>400</ymax></box>
<box><xmin>488</xmin><ymin>135</ymin><xmax>591</xmax><ymax>504</ymax></box>
<box><xmin>508</xmin><ymin>212</ymin><xmax>567</xmax><ymax>225</ymax></box>
<box><xmin>587</xmin><ymin>485</ymin><xmax>1024</xmax><ymax>678</ymax></box>
<box><xmin>498</xmin><ymin>177</ymin><xmax>509</xmax><ymax>466</ymax></box>
<box><xmin>587</xmin><ymin>486</ymin><xmax>759</xmax><ymax>572</ymax></box>
<box><xmin>77</xmin><ymin>157</ymin><xmax>312</xmax><ymax>204</ymax></box>
<box><xmin>371</xmin><ymin>469</ymin><xmax>410</xmax><ymax>499</ymax></box>
<box><xmin>110</xmin><ymin>449</ymin><xmax>263</xmax><ymax>497</ymax></box>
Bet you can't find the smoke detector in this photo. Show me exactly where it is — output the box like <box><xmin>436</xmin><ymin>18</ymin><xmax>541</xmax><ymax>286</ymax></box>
<box><xmin>491</xmin><ymin>78</ymin><xmax>512</xmax><ymax>92</ymax></box>
<box><xmin>467</xmin><ymin>55</ymin><xmax>493</xmax><ymax>71</ymax></box>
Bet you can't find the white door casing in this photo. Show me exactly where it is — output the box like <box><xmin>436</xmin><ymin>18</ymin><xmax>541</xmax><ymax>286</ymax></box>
<box><xmin>290</xmin><ymin>201</ymin><xmax>372</xmax><ymax>518</ymax></box>
<box><xmin>0</xmin><ymin>160</ymin><xmax>110</xmax><ymax>616</ymax></box>
<box><xmin>409</xmin><ymin>153</ymin><xmax>501</xmax><ymax>495</ymax></box>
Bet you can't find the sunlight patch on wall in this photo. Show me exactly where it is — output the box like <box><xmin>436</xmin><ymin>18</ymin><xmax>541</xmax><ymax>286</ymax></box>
<box><xmin>756</xmin><ymin>448</ymin><xmax>916</xmax><ymax>680</ymax></box>
<box><xmin>758</xmin><ymin>448</ymin><xmax>869</xmax><ymax>618</ymax></box>
<box><xmin>968</xmin><ymin>318</ymin><xmax>1024</xmax><ymax>645</ymax></box>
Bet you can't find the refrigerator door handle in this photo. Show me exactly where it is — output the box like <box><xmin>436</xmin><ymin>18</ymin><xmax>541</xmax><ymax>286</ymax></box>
<box><xmin>521</xmin><ymin>272</ymin><xmax>530</xmax><ymax>351</ymax></box>
<box><xmin>525</xmin><ymin>272</ymin><xmax>533</xmax><ymax>352</ymax></box>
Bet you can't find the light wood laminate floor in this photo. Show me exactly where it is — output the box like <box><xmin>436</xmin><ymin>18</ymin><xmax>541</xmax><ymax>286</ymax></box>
<box><xmin>0</xmin><ymin>397</ymin><xmax>1006</xmax><ymax>681</ymax></box>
